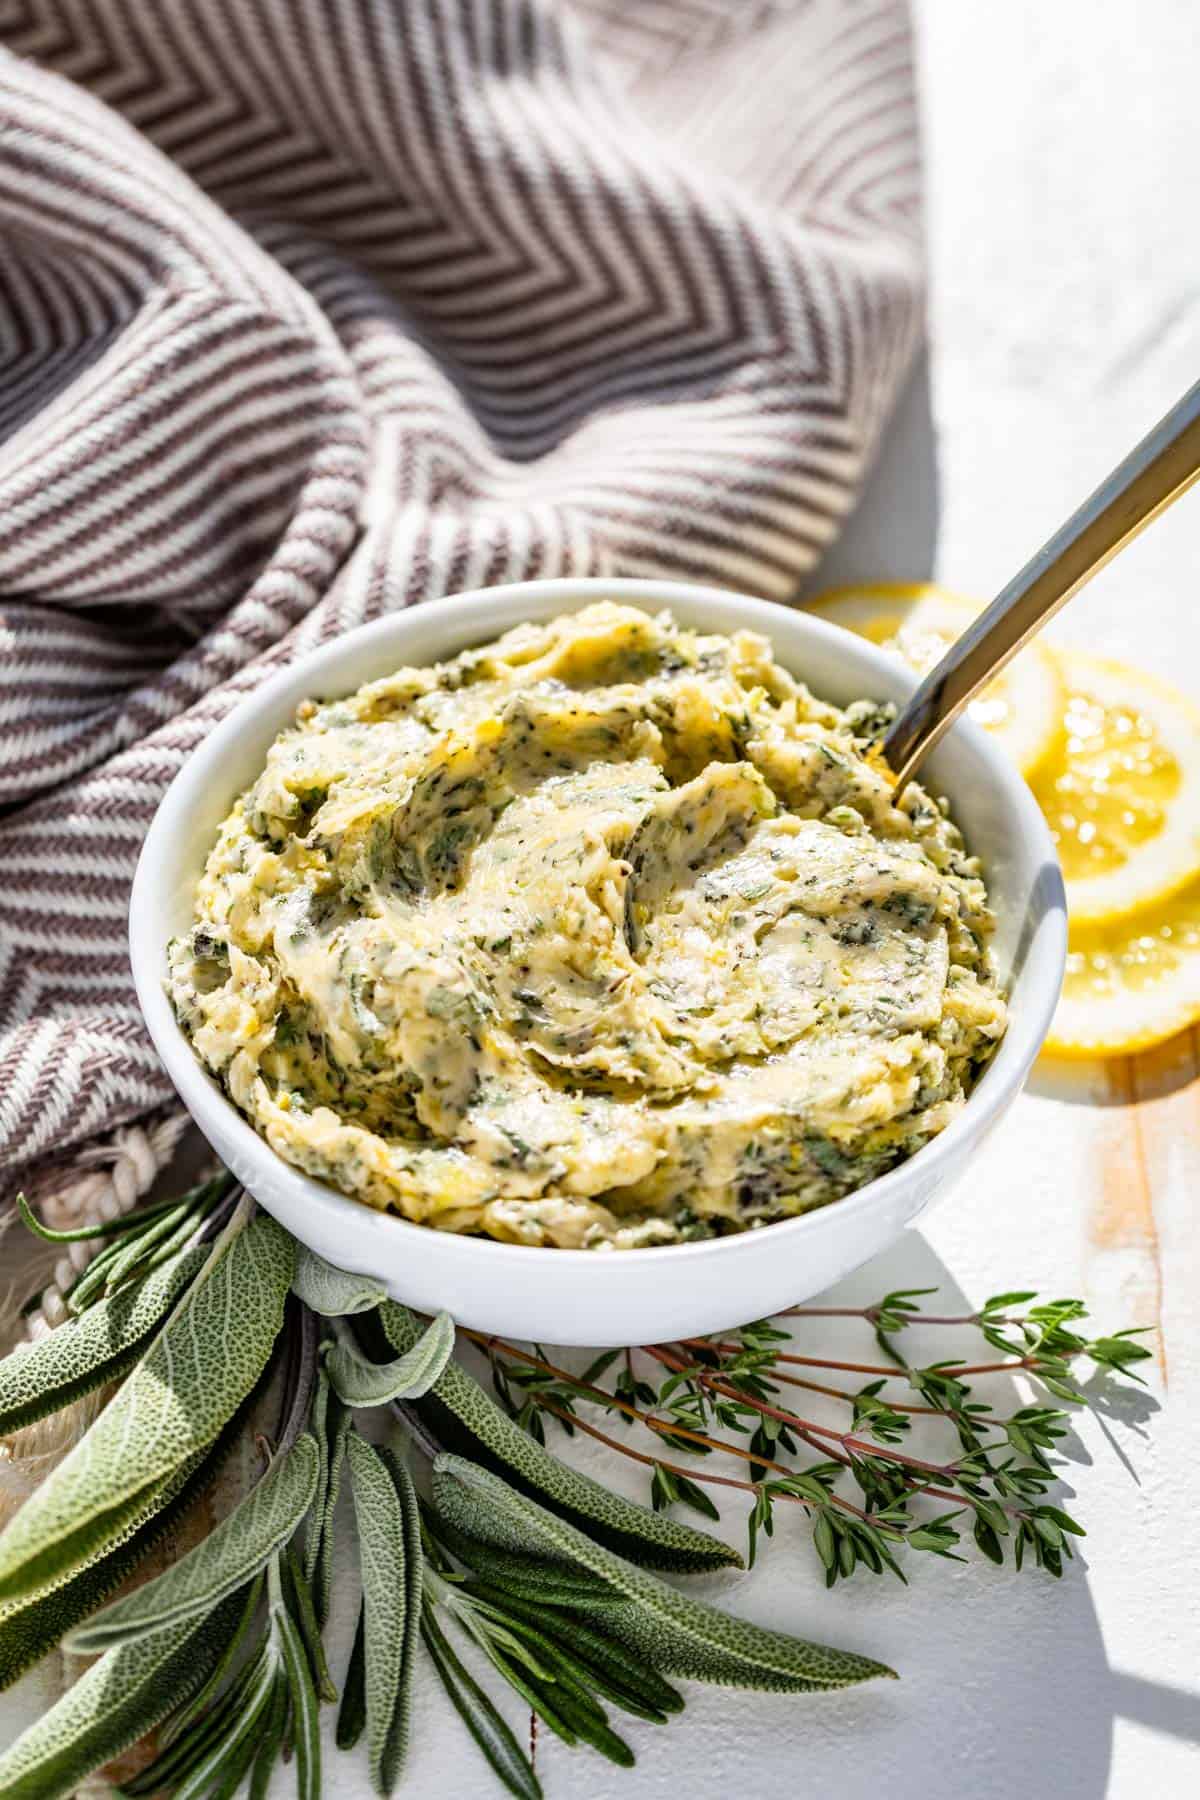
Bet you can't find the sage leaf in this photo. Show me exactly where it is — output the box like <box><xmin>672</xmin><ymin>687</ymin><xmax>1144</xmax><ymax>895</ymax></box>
<box><xmin>0</xmin><ymin>1243</ymin><xmax>208</xmax><ymax>1437</ymax></box>
<box><xmin>0</xmin><ymin>1401</ymin><xmax>246</xmax><ymax>1694</ymax></box>
<box><xmin>249</xmin><ymin>1666</ymin><xmax>290</xmax><ymax>1800</ymax></box>
<box><xmin>433</xmin><ymin>1457</ymin><xmax>897</xmax><ymax>1693</ymax></box>
<box><xmin>0</xmin><ymin>1207</ymin><xmax>293</xmax><ymax>1609</ymax></box>
<box><xmin>421</xmin><ymin>1606</ymin><xmax>542</xmax><ymax>1800</ymax></box>
<box><xmin>466</xmin><ymin>1584</ymin><xmax>684</xmax><ymax>1722</ymax></box>
<box><xmin>425</xmin><ymin>1507</ymin><xmax>624</xmax><ymax>1609</ymax></box>
<box><xmin>65</xmin><ymin>1433</ymin><xmax>320</xmax><ymax>1654</ymax></box>
<box><xmin>0</xmin><ymin>1446</ymin><xmax>208</xmax><ymax>1638</ymax></box>
<box><xmin>293</xmin><ymin>1245</ymin><xmax>388</xmax><ymax>1316</ymax></box>
<box><xmin>380</xmin><ymin>1441</ymin><xmax>423</xmax><ymax>1772</ymax></box>
<box><xmin>0</xmin><ymin>1587</ymin><xmax>247</xmax><ymax>1800</ymax></box>
<box><xmin>282</xmin><ymin>1544</ymin><xmax>337</xmax><ymax>1702</ymax></box>
<box><xmin>379</xmin><ymin>1303</ymin><xmax>738</xmax><ymax>1573</ymax></box>
<box><xmin>274</xmin><ymin>1567</ymin><xmax>321</xmax><ymax>1800</ymax></box>
<box><xmin>312</xmin><ymin>1391</ymin><xmax>350</xmax><ymax>1628</ymax></box>
<box><xmin>346</xmin><ymin>1433</ymin><xmax>415</xmax><ymax>1796</ymax></box>
<box><xmin>327</xmin><ymin>1311</ymin><xmax>455</xmax><ymax>1407</ymax></box>
<box><xmin>304</xmin><ymin>1367</ymin><xmax>333</xmax><ymax>1584</ymax></box>
<box><xmin>336</xmin><ymin>1604</ymin><xmax>367</xmax><ymax>1750</ymax></box>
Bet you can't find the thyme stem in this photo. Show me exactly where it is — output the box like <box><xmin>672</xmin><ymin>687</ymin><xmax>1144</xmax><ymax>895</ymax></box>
<box><xmin>644</xmin><ymin>1346</ymin><xmax>963</xmax><ymax>1481</ymax></box>
<box><xmin>468</xmin><ymin>1332</ymin><xmax>813</xmax><ymax>1474</ymax></box>
<box><xmin>680</xmin><ymin>1337</ymin><xmax>1052</xmax><ymax>1382</ymax></box>
<box><xmin>779</xmin><ymin>1306</ymin><xmax>1029</xmax><ymax>1328</ymax></box>
<box><xmin>764</xmin><ymin>1367</ymin><xmax>941</xmax><ymax>1416</ymax></box>
<box><xmin>466</xmin><ymin>1331</ymin><xmax>887</xmax><ymax>1527</ymax></box>
<box><xmin>532</xmin><ymin>1397</ymin><xmax>889</xmax><ymax>1530</ymax></box>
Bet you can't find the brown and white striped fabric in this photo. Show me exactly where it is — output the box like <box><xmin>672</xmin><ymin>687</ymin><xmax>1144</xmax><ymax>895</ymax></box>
<box><xmin>0</xmin><ymin>0</ymin><xmax>922</xmax><ymax>1184</ymax></box>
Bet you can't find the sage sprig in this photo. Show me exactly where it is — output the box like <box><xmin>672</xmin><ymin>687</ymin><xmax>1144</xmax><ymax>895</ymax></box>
<box><xmin>423</xmin><ymin>1546</ymin><xmax>641</xmax><ymax>1768</ymax></box>
<box><xmin>432</xmin><ymin>1455</ymin><xmax>895</xmax><ymax>1692</ymax></box>
<box><xmin>0</xmin><ymin>1203</ymin><xmax>293</xmax><ymax>1608</ymax></box>
<box><xmin>65</xmin><ymin>1432</ymin><xmax>320</xmax><ymax>1653</ymax></box>
<box><xmin>378</xmin><ymin>1302</ymin><xmax>741</xmax><ymax>1573</ymax></box>
<box><xmin>120</xmin><ymin>1547</ymin><xmax>325</xmax><ymax>1800</ymax></box>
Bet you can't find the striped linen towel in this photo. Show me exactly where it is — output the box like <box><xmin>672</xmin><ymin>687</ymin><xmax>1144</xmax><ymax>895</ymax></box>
<box><xmin>0</xmin><ymin>0</ymin><xmax>922</xmax><ymax>1186</ymax></box>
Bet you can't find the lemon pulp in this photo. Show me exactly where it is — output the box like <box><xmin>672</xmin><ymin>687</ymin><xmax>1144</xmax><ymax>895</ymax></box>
<box><xmin>1030</xmin><ymin>652</ymin><xmax>1200</xmax><ymax>926</ymax></box>
<box><xmin>1046</xmin><ymin>877</ymin><xmax>1200</xmax><ymax>1057</ymax></box>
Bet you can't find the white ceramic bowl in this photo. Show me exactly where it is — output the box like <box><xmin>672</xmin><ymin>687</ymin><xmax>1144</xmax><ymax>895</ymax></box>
<box><xmin>130</xmin><ymin>578</ymin><xmax>1066</xmax><ymax>1346</ymax></box>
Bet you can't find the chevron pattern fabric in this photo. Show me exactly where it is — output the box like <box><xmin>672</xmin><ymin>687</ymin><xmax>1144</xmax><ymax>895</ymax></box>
<box><xmin>0</xmin><ymin>0</ymin><xmax>922</xmax><ymax>1182</ymax></box>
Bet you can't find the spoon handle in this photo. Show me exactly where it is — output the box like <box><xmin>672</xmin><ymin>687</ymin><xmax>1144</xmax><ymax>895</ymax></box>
<box><xmin>882</xmin><ymin>378</ymin><xmax>1200</xmax><ymax>791</ymax></box>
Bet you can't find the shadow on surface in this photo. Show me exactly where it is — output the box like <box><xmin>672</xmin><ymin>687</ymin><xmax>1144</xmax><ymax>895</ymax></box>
<box><xmin>549</xmin><ymin>1228</ymin><xmax>1134</xmax><ymax>1800</ymax></box>
<box><xmin>760</xmin><ymin>1232</ymin><xmax>1118</xmax><ymax>1799</ymax></box>
<box><xmin>1109</xmin><ymin>1671</ymin><xmax>1200</xmax><ymax>1746</ymax></box>
<box><xmin>802</xmin><ymin>345</ymin><xmax>941</xmax><ymax>594</ymax></box>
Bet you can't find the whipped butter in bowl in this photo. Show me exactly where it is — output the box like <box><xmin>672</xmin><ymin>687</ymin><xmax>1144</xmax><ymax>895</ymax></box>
<box><xmin>166</xmin><ymin>602</ymin><xmax>1009</xmax><ymax>1254</ymax></box>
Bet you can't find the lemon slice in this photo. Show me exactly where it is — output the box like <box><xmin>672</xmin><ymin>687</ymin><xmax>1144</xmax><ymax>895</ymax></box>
<box><xmin>1045</xmin><ymin>877</ymin><xmax>1200</xmax><ymax>1057</ymax></box>
<box><xmin>803</xmin><ymin>583</ymin><xmax>1064</xmax><ymax>780</ymax></box>
<box><xmin>1029</xmin><ymin>651</ymin><xmax>1200</xmax><ymax>927</ymax></box>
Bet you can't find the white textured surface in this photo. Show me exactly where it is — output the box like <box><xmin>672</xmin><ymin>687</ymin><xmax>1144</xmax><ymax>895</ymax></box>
<box><xmin>3</xmin><ymin>3</ymin><xmax>1199</xmax><ymax>1794</ymax></box>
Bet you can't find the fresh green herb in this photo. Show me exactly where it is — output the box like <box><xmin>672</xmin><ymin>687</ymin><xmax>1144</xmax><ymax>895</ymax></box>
<box><xmin>65</xmin><ymin>1433</ymin><xmax>320</xmax><ymax>1653</ymax></box>
<box><xmin>432</xmin><ymin>1456</ymin><xmax>895</xmax><ymax>1691</ymax></box>
<box><xmin>377</xmin><ymin>1302</ymin><xmax>740</xmax><ymax>1573</ymax></box>
<box><xmin>326</xmin><ymin>1311</ymin><xmax>455</xmax><ymax>1407</ymax></box>
<box><xmin>0</xmin><ymin>1188</ymin><xmax>1154</xmax><ymax>1799</ymax></box>
<box><xmin>293</xmin><ymin>1244</ymin><xmax>388</xmax><ymax>1317</ymax></box>
<box><xmin>0</xmin><ymin>1242</ymin><xmax>209</xmax><ymax>1437</ymax></box>
<box><xmin>421</xmin><ymin>1606</ymin><xmax>542</xmax><ymax>1800</ymax></box>
<box><xmin>0</xmin><ymin>1201</ymin><xmax>293</xmax><ymax>1610</ymax></box>
<box><xmin>466</xmin><ymin>1286</ymin><xmax>1151</xmax><ymax>1583</ymax></box>
<box><xmin>346</xmin><ymin>1432</ymin><xmax>420</xmax><ymax>1795</ymax></box>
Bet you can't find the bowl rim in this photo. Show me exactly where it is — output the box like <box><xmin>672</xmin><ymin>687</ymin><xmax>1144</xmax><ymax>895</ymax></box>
<box><xmin>129</xmin><ymin>575</ymin><xmax>1067</xmax><ymax>1269</ymax></box>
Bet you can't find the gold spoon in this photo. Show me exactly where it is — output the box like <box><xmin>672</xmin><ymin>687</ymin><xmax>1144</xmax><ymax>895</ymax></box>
<box><xmin>882</xmin><ymin>379</ymin><xmax>1200</xmax><ymax>791</ymax></box>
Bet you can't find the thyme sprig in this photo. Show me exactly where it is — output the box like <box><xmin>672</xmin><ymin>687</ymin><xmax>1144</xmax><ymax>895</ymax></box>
<box><xmin>474</xmin><ymin>1288</ymin><xmax>1152</xmax><ymax>1582</ymax></box>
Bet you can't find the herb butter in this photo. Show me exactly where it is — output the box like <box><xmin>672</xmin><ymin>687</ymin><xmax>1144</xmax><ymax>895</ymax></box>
<box><xmin>169</xmin><ymin>604</ymin><xmax>1008</xmax><ymax>1248</ymax></box>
